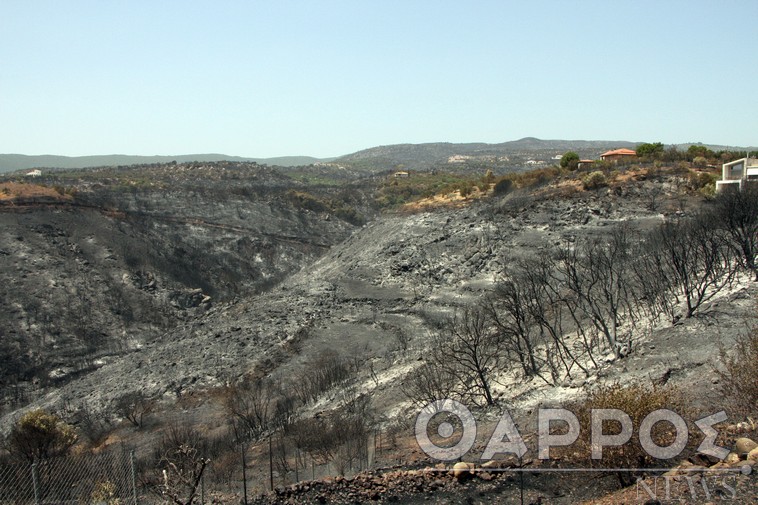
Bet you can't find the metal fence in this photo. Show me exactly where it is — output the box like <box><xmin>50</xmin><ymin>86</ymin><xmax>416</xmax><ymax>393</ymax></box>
<box><xmin>0</xmin><ymin>429</ymin><xmax>396</xmax><ymax>504</ymax></box>
<box><xmin>0</xmin><ymin>448</ymin><xmax>136</xmax><ymax>505</ymax></box>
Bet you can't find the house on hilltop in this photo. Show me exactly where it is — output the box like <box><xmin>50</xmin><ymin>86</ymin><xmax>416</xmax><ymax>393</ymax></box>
<box><xmin>599</xmin><ymin>148</ymin><xmax>637</xmax><ymax>162</ymax></box>
<box><xmin>715</xmin><ymin>157</ymin><xmax>758</xmax><ymax>192</ymax></box>
<box><xmin>25</xmin><ymin>169</ymin><xmax>42</xmax><ymax>177</ymax></box>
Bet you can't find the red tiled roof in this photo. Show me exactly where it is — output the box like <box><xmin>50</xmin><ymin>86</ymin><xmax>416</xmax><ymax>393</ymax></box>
<box><xmin>600</xmin><ymin>148</ymin><xmax>637</xmax><ymax>157</ymax></box>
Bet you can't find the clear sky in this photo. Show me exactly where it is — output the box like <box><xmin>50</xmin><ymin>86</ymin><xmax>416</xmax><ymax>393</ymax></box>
<box><xmin>1</xmin><ymin>0</ymin><xmax>756</xmax><ymax>158</ymax></box>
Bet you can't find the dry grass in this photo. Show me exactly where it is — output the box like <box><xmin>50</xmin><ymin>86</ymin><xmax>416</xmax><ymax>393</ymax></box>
<box><xmin>399</xmin><ymin>183</ymin><xmax>491</xmax><ymax>212</ymax></box>
<box><xmin>558</xmin><ymin>382</ymin><xmax>690</xmax><ymax>487</ymax></box>
<box><xmin>0</xmin><ymin>182</ymin><xmax>72</xmax><ymax>202</ymax></box>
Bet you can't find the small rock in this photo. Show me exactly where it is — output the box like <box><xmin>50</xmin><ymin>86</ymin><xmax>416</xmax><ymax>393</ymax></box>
<box><xmin>748</xmin><ymin>447</ymin><xmax>758</xmax><ymax>462</ymax></box>
<box><xmin>478</xmin><ymin>471</ymin><xmax>494</xmax><ymax>481</ymax></box>
<box><xmin>725</xmin><ymin>452</ymin><xmax>741</xmax><ymax>465</ymax></box>
<box><xmin>431</xmin><ymin>479</ymin><xmax>445</xmax><ymax>489</ymax></box>
<box><xmin>481</xmin><ymin>460</ymin><xmax>500</xmax><ymax>470</ymax></box>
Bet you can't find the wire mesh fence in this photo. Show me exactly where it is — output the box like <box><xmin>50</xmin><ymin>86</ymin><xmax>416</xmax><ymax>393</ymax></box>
<box><xmin>0</xmin><ymin>428</ymin><xmax>398</xmax><ymax>504</ymax></box>
<box><xmin>0</xmin><ymin>460</ymin><xmax>35</xmax><ymax>504</ymax></box>
<box><xmin>0</xmin><ymin>447</ymin><xmax>136</xmax><ymax>505</ymax></box>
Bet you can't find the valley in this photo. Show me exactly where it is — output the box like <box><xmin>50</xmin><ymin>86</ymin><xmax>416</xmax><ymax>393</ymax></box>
<box><xmin>0</xmin><ymin>147</ymin><xmax>756</xmax><ymax>504</ymax></box>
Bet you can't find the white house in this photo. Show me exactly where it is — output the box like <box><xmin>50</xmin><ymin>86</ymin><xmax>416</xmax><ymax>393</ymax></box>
<box><xmin>25</xmin><ymin>169</ymin><xmax>42</xmax><ymax>177</ymax></box>
<box><xmin>715</xmin><ymin>157</ymin><xmax>758</xmax><ymax>192</ymax></box>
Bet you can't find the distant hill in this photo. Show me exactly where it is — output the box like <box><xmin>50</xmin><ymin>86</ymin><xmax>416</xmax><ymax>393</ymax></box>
<box><xmin>336</xmin><ymin>138</ymin><xmax>642</xmax><ymax>169</ymax></box>
<box><xmin>336</xmin><ymin>138</ymin><xmax>758</xmax><ymax>171</ymax></box>
<box><xmin>0</xmin><ymin>153</ymin><xmax>333</xmax><ymax>173</ymax></box>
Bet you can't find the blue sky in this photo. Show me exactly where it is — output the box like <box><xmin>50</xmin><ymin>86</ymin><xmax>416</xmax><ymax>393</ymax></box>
<box><xmin>1</xmin><ymin>0</ymin><xmax>756</xmax><ymax>158</ymax></box>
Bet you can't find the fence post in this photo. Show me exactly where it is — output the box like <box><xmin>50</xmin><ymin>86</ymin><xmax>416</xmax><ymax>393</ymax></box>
<box><xmin>130</xmin><ymin>450</ymin><xmax>138</xmax><ymax>505</ymax></box>
<box><xmin>268</xmin><ymin>436</ymin><xmax>273</xmax><ymax>492</ymax></box>
<box><xmin>294</xmin><ymin>448</ymin><xmax>299</xmax><ymax>483</ymax></box>
<box><xmin>31</xmin><ymin>462</ymin><xmax>40</xmax><ymax>505</ymax></box>
<box><xmin>241</xmin><ymin>445</ymin><xmax>248</xmax><ymax>505</ymax></box>
<box><xmin>201</xmin><ymin>471</ymin><xmax>205</xmax><ymax>505</ymax></box>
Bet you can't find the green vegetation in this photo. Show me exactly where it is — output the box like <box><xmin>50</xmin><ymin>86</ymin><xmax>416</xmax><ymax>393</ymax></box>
<box><xmin>560</xmin><ymin>151</ymin><xmax>580</xmax><ymax>171</ymax></box>
<box><xmin>582</xmin><ymin>170</ymin><xmax>607</xmax><ymax>190</ymax></box>
<box><xmin>635</xmin><ymin>142</ymin><xmax>664</xmax><ymax>159</ymax></box>
<box><xmin>686</xmin><ymin>171</ymin><xmax>718</xmax><ymax>196</ymax></box>
<box><xmin>687</xmin><ymin>144</ymin><xmax>715</xmax><ymax>160</ymax></box>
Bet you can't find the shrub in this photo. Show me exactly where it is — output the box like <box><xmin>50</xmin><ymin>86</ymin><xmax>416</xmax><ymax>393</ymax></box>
<box><xmin>582</xmin><ymin>171</ymin><xmax>607</xmax><ymax>190</ymax></box>
<box><xmin>285</xmin><ymin>190</ymin><xmax>329</xmax><ymax>213</ymax></box>
<box><xmin>510</xmin><ymin>166</ymin><xmax>561</xmax><ymax>188</ymax></box>
<box><xmin>5</xmin><ymin>409</ymin><xmax>78</xmax><ymax>462</ymax></box>
<box><xmin>715</xmin><ymin>322</ymin><xmax>758</xmax><ymax>421</ymax></box>
<box><xmin>458</xmin><ymin>182</ymin><xmax>473</xmax><ymax>198</ymax></box>
<box><xmin>144</xmin><ymin>424</ymin><xmax>209</xmax><ymax>505</ymax></box>
<box><xmin>493</xmin><ymin>177</ymin><xmax>513</xmax><ymax>196</ymax></box>
<box><xmin>563</xmin><ymin>382</ymin><xmax>688</xmax><ymax>487</ymax></box>
<box><xmin>91</xmin><ymin>480</ymin><xmax>120</xmax><ymax>505</ymax></box>
<box><xmin>114</xmin><ymin>391</ymin><xmax>155</xmax><ymax>428</ymax></box>
<box><xmin>687</xmin><ymin>171</ymin><xmax>717</xmax><ymax>191</ymax></box>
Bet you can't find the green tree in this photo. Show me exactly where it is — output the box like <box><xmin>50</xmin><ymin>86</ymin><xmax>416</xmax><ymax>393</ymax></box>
<box><xmin>636</xmin><ymin>142</ymin><xmax>664</xmax><ymax>159</ymax></box>
<box><xmin>687</xmin><ymin>144</ymin><xmax>715</xmax><ymax>160</ymax></box>
<box><xmin>5</xmin><ymin>410</ymin><xmax>78</xmax><ymax>462</ymax></box>
<box><xmin>560</xmin><ymin>151</ymin><xmax>580</xmax><ymax>171</ymax></box>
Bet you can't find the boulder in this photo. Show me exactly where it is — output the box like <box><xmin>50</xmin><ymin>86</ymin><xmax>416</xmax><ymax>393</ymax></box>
<box><xmin>734</xmin><ymin>437</ymin><xmax>757</xmax><ymax>458</ymax></box>
<box><xmin>451</xmin><ymin>461</ymin><xmax>475</xmax><ymax>480</ymax></box>
<box><xmin>748</xmin><ymin>447</ymin><xmax>758</xmax><ymax>462</ymax></box>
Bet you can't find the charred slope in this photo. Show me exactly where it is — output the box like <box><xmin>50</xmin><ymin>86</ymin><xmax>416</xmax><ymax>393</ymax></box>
<box><xmin>0</xmin><ymin>166</ymin><xmax>359</xmax><ymax>411</ymax></box>
<box><xmin>0</xmin><ymin>169</ymin><xmax>698</xmax><ymax>417</ymax></box>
